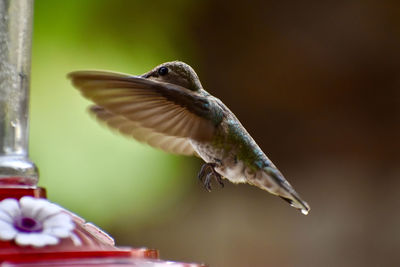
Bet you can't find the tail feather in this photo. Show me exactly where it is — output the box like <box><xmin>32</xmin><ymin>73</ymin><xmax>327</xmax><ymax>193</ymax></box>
<box><xmin>279</xmin><ymin>194</ymin><xmax>310</xmax><ymax>215</ymax></box>
<box><xmin>252</xmin><ymin>166</ymin><xmax>310</xmax><ymax>215</ymax></box>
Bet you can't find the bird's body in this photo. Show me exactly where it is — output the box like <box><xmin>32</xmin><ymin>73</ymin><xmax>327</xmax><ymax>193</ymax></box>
<box><xmin>68</xmin><ymin>61</ymin><xmax>310</xmax><ymax>215</ymax></box>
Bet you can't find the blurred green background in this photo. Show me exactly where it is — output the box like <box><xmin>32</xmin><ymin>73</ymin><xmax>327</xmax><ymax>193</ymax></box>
<box><xmin>30</xmin><ymin>1</ymin><xmax>400</xmax><ymax>266</ymax></box>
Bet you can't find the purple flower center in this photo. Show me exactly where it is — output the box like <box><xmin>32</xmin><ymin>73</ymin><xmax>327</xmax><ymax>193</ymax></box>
<box><xmin>14</xmin><ymin>217</ymin><xmax>43</xmax><ymax>233</ymax></box>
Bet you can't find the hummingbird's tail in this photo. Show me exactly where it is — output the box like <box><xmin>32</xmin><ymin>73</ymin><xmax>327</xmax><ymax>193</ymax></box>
<box><xmin>278</xmin><ymin>193</ymin><xmax>310</xmax><ymax>215</ymax></box>
<box><xmin>253</xmin><ymin>166</ymin><xmax>310</xmax><ymax>215</ymax></box>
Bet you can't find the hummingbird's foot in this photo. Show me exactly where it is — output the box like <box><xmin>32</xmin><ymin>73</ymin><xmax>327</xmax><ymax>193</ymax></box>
<box><xmin>198</xmin><ymin>163</ymin><xmax>224</xmax><ymax>192</ymax></box>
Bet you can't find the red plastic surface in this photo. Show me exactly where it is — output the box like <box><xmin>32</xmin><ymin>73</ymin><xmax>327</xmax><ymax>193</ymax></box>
<box><xmin>0</xmin><ymin>186</ymin><xmax>206</xmax><ymax>266</ymax></box>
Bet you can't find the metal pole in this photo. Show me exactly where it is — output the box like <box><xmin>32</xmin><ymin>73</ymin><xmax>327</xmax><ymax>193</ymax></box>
<box><xmin>0</xmin><ymin>0</ymin><xmax>38</xmax><ymax>186</ymax></box>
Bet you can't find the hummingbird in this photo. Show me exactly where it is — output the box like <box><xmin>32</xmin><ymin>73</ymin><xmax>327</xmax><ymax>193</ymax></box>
<box><xmin>68</xmin><ymin>61</ymin><xmax>310</xmax><ymax>215</ymax></box>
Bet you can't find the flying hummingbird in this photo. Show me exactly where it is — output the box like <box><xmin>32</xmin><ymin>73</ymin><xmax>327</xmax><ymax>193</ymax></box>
<box><xmin>68</xmin><ymin>61</ymin><xmax>310</xmax><ymax>215</ymax></box>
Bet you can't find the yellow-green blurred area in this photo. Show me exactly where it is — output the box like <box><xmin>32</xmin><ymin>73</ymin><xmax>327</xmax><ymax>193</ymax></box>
<box><xmin>31</xmin><ymin>0</ymin><xmax>198</xmax><ymax>227</ymax></box>
<box><xmin>30</xmin><ymin>1</ymin><xmax>400</xmax><ymax>266</ymax></box>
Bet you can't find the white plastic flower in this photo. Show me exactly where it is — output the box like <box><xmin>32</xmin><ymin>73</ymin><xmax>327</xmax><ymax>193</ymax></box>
<box><xmin>0</xmin><ymin>196</ymin><xmax>75</xmax><ymax>247</ymax></box>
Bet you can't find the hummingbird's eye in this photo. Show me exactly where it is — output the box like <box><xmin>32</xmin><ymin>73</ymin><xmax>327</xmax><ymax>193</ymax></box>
<box><xmin>158</xmin><ymin>67</ymin><xmax>169</xmax><ymax>76</ymax></box>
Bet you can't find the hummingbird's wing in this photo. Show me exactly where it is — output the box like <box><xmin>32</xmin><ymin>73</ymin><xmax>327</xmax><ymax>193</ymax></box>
<box><xmin>89</xmin><ymin>105</ymin><xmax>195</xmax><ymax>155</ymax></box>
<box><xmin>68</xmin><ymin>70</ymin><xmax>216</xmax><ymax>155</ymax></box>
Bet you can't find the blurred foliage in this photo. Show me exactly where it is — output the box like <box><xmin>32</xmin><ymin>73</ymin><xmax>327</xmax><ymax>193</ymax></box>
<box><xmin>30</xmin><ymin>0</ymin><xmax>200</xmax><ymax>227</ymax></box>
<box><xmin>27</xmin><ymin>1</ymin><xmax>400</xmax><ymax>266</ymax></box>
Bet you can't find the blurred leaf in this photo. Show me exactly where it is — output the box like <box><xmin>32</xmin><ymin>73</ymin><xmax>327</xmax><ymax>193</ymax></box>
<box><xmin>30</xmin><ymin>0</ymin><xmax>199</xmax><ymax>227</ymax></box>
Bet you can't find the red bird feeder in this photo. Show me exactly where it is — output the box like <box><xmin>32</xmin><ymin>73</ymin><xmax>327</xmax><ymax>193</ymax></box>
<box><xmin>0</xmin><ymin>0</ymin><xmax>205</xmax><ymax>266</ymax></box>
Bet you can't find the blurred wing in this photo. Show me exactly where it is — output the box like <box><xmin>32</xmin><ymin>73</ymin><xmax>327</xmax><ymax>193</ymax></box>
<box><xmin>68</xmin><ymin>70</ymin><xmax>217</xmax><ymax>155</ymax></box>
<box><xmin>90</xmin><ymin>106</ymin><xmax>196</xmax><ymax>156</ymax></box>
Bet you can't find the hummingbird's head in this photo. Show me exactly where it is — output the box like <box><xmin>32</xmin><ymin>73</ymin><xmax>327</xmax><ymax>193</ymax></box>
<box><xmin>141</xmin><ymin>61</ymin><xmax>203</xmax><ymax>91</ymax></box>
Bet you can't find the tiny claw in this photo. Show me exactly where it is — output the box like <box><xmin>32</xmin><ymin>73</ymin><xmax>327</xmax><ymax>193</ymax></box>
<box><xmin>197</xmin><ymin>163</ymin><xmax>224</xmax><ymax>192</ymax></box>
<box><xmin>204</xmin><ymin>173</ymin><xmax>213</xmax><ymax>192</ymax></box>
<box><xmin>216</xmin><ymin>175</ymin><xmax>224</xmax><ymax>188</ymax></box>
<box><xmin>198</xmin><ymin>164</ymin><xmax>208</xmax><ymax>182</ymax></box>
